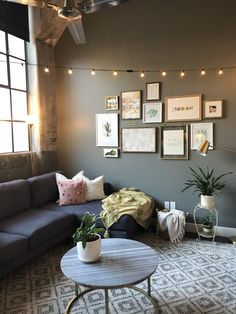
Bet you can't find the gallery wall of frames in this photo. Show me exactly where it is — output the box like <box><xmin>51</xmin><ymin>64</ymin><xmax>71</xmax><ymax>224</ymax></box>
<box><xmin>95</xmin><ymin>82</ymin><xmax>223</xmax><ymax>160</ymax></box>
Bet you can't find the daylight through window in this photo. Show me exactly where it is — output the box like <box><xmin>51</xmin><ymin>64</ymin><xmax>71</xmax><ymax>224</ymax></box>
<box><xmin>0</xmin><ymin>30</ymin><xmax>29</xmax><ymax>153</ymax></box>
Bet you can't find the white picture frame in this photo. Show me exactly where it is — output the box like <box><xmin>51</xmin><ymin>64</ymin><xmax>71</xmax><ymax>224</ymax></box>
<box><xmin>96</xmin><ymin>113</ymin><xmax>119</xmax><ymax>147</ymax></box>
<box><xmin>103</xmin><ymin>148</ymin><xmax>119</xmax><ymax>158</ymax></box>
<box><xmin>191</xmin><ymin>122</ymin><xmax>213</xmax><ymax>150</ymax></box>
<box><xmin>204</xmin><ymin>100</ymin><xmax>223</xmax><ymax>119</ymax></box>
<box><xmin>143</xmin><ymin>102</ymin><xmax>162</xmax><ymax>123</ymax></box>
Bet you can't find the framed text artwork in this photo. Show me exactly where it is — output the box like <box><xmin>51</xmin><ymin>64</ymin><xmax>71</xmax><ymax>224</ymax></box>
<box><xmin>143</xmin><ymin>102</ymin><xmax>162</xmax><ymax>123</ymax></box>
<box><xmin>161</xmin><ymin>125</ymin><xmax>188</xmax><ymax>160</ymax></box>
<box><xmin>121</xmin><ymin>90</ymin><xmax>142</xmax><ymax>120</ymax></box>
<box><xmin>96</xmin><ymin>113</ymin><xmax>119</xmax><ymax>147</ymax></box>
<box><xmin>190</xmin><ymin>122</ymin><xmax>213</xmax><ymax>150</ymax></box>
<box><xmin>165</xmin><ymin>94</ymin><xmax>202</xmax><ymax>122</ymax></box>
<box><xmin>146</xmin><ymin>82</ymin><xmax>161</xmax><ymax>101</ymax></box>
<box><xmin>122</xmin><ymin>127</ymin><xmax>156</xmax><ymax>152</ymax></box>
<box><xmin>105</xmin><ymin>96</ymin><xmax>119</xmax><ymax>111</ymax></box>
<box><xmin>204</xmin><ymin>100</ymin><xmax>223</xmax><ymax>118</ymax></box>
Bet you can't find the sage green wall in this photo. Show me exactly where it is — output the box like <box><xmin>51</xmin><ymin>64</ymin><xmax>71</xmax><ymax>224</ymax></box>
<box><xmin>55</xmin><ymin>0</ymin><xmax>236</xmax><ymax>228</ymax></box>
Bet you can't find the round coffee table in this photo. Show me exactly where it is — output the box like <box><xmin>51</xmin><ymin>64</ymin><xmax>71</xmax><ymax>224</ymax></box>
<box><xmin>61</xmin><ymin>238</ymin><xmax>159</xmax><ymax>313</ymax></box>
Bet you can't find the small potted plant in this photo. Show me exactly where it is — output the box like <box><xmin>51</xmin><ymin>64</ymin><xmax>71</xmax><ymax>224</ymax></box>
<box><xmin>73</xmin><ymin>212</ymin><xmax>104</xmax><ymax>263</ymax></box>
<box><xmin>181</xmin><ymin>166</ymin><xmax>232</xmax><ymax>208</ymax></box>
<box><xmin>202</xmin><ymin>213</ymin><xmax>214</xmax><ymax>234</ymax></box>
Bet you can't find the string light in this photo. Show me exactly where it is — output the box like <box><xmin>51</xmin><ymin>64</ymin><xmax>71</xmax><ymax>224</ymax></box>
<box><xmin>161</xmin><ymin>70</ymin><xmax>167</xmax><ymax>76</ymax></box>
<box><xmin>218</xmin><ymin>68</ymin><xmax>223</xmax><ymax>75</ymax></box>
<box><xmin>140</xmin><ymin>71</ymin><xmax>145</xmax><ymax>78</ymax></box>
<box><xmin>44</xmin><ymin>66</ymin><xmax>49</xmax><ymax>73</ymax></box>
<box><xmin>68</xmin><ymin>68</ymin><xmax>73</xmax><ymax>75</ymax></box>
<box><xmin>201</xmin><ymin>69</ymin><xmax>206</xmax><ymax>76</ymax></box>
<box><xmin>113</xmin><ymin>70</ymin><xmax>118</xmax><ymax>76</ymax></box>
<box><xmin>180</xmin><ymin>70</ymin><xmax>185</xmax><ymax>77</ymax></box>
<box><xmin>91</xmin><ymin>69</ymin><xmax>96</xmax><ymax>76</ymax></box>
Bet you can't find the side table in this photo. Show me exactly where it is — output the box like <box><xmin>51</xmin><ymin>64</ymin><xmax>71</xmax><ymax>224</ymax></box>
<box><xmin>193</xmin><ymin>204</ymin><xmax>219</xmax><ymax>241</ymax></box>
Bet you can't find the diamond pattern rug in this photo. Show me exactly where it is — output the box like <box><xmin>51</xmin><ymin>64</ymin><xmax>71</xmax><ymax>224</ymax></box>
<box><xmin>0</xmin><ymin>233</ymin><xmax>235</xmax><ymax>314</ymax></box>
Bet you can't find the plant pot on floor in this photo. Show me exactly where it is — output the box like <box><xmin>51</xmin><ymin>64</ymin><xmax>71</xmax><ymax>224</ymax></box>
<box><xmin>200</xmin><ymin>195</ymin><xmax>215</xmax><ymax>208</ymax></box>
<box><xmin>77</xmin><ymin>234</ymin><xmax>101</xmax><ymax>263</ymax></box>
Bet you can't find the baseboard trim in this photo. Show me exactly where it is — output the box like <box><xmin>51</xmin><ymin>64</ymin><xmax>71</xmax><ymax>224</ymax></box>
<box><xmin>186</xmin><ymin>222</ymin><xmax>236</xmax><ymax>237</ymax></box>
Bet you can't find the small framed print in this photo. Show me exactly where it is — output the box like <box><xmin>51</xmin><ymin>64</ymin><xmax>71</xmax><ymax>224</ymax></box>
<box><xmin>105</xmin><ymin>96</ymin><xmax>119</xmax><ymax>111</ymax></box>
<box><xmin>191</xmin><ymin>122</ymin><xmax>213</xmax><ymax>150</ymax></box>
<box><xmin>121</xmin><ymin>90</ymin><xmax>142</xmax><ymax>120</ymax></box>
<box><xmin>146</xmin><ymin>82</ymin><xmax>160</xmax><ymax>101</ymax></box>
<box><xmin>103</xmin><ymin>148</ymin><xmax>119</xmax><ymax>158</ymax></box>
<box><xmin>143</xmin><ymin>102</ymin><xmax>162</xmax><ymax>123</ymax></box>
<box><xmin>165</xmin><ymin>94</ymin><xmax>202</xmax><ymax>122</ymax></box>
<box><xmin>204</xmin><ymin>100</ymin><xmax>223</xmax><ymax>118</ymax></box>
<box><xmin>161</xmin><ymin>125</ymin><xmax>188</xmax><ymax>160</ymax></box>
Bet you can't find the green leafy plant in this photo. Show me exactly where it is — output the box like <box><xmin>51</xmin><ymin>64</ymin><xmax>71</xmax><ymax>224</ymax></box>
<box><xmin>72</xmin><ymin>213</ymin><xmax>104</xmax><ymax>249</ymax></box>
<box><xmin>181</xmin><ymin>166</ymin><xmax>232</xmax><ymax>196</ymax></box>
<box><xmin>202</xmin><ymin>213</ymin><xmax>214</xmax><ymax>228</ymax></box>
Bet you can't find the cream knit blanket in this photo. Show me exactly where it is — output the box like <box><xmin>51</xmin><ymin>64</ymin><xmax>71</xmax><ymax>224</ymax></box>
<box><xmin>157</xmin><ymin>209</ymin><xmax>186</xmax><ymax>243</ymax></box>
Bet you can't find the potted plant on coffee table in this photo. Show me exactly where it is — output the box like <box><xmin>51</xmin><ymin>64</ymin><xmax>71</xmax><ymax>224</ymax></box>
<box><xmin>181</xmin><ymin>166</ymin><xmax>232</xmax><ymax>208</ymax></box>
<box><xmin>73</xmin><ymin>212</ymin><xmax>104</xmax><ymax>263</ymax></box>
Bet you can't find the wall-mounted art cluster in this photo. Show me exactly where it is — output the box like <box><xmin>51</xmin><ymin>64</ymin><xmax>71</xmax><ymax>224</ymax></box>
<box><xmin>95</xmin><ymin>81</ymin><xmax>224</xmax><ymax>160</ymax></box>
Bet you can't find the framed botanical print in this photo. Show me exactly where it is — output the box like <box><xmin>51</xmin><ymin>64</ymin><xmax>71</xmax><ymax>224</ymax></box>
<box><xmin>146</xmin><ymin>82</ymin><xmax>161</xmax><ymax>101</ymax></box>
<box><xmin>121</xmin><ymin>127</ymin><xmax>156</xmax><ymax>152</ymax></box>
<box><xmin>165</xmin><ymin>94</ymin><xmax>202</xmax><ymax>122</ymax></box>
<box><xmin>143</xmin><ymin>102</ymin><xmax>162</xmax><ymax>123</ymax></box>
<box><xmin>190</xmin><ymin>122</ymin><xmax>213</xmax><ymax>150</ymax></box>
<box><xmin>121</xmin><ymin>90</ymin><xmax>142</xmax><ymax>120</ymax></box>
<box><xmin>96</xmin><ymin>113</ymin><xmax>119</xmax><ymax>147</ymax></box>
<box><xmin>204</xmin><ymin>100</ymin><xmax>223</xmax><ymax>118</ymax></box>
<box><xmin>161</xmin><ymin>125</ymin><xmax>188</xmax><ymax>159</ymax></box>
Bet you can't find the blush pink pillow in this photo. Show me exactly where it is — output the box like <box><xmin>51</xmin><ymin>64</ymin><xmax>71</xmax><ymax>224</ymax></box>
<box><xmin>57</xmin><ymin>179</ymin><xmax>86</xmax><ymax>206</ymax></box>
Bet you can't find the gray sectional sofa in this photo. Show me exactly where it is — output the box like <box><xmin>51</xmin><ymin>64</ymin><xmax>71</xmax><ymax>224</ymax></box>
<box><xmin>0</xmin><ymin>172</ymin><xmax>140</xmax><ymax>278</ymax></box>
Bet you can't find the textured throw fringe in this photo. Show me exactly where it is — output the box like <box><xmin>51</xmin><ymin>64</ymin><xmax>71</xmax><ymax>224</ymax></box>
<box><xmin>104</xmin><ymin>228</ymin><xmax>110</xmax><ymax>238</ymax></box>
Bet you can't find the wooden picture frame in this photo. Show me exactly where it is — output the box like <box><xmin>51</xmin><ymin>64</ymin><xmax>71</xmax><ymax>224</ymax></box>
<box><xmin>105</xmin><ymin>96</ymin><xmax>119</xmax><ymax>111</ymax></box>
<box><xmin>96</xmin><ymin>113</ymin><xmax>119</xmax><ymax>147</ymax></box>
<box><xmin>204</xmin><ymin>100</ymin><xmax>223</xmax><ymax>119</ymax></box>
<box><xmin>161</xmin><ymin>125</ymin><xmax>188</xmax><ymax>159</ymax></box>
<box><xmin>190</xmin><ymin>122</ymin><xmax>213</xmax><ymax>150</ymax></box>
<box><xmin>122</xmin><ymin>127</ymin><xmax>156</xmax><ymax>152</ymax></box>
<box><xmin>146</xmin><ymin>82</ymin><xmax>161</xmax><ymax>101</ymax></box>
<box><xmin>165</xmin><ymin>94</ymin><xmax>202</xmax><ymax>122</ymax></box>
<box><xmin>121</xmin><ymin>90</ymin><xmax>142</xmax><ymax>120</ymax></box>
<box><xmin>143</xmin><ymin>102</ymin><xmax>162</xmax><ymax>123</ymax></box>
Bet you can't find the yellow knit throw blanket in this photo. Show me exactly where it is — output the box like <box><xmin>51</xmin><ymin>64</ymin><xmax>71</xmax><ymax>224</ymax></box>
<box><xmin>100</xmin><ymin>188</ymin><xmax>154</xmax><ymax>233</ymax></box>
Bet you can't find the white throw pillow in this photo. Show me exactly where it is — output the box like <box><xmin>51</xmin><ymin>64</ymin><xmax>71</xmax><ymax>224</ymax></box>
<box><xmin>56</xmin><ymin>171</ymin><xmax>84</xmax><ymax>182</ymax></box>
<box><xmin>77</xmin><ymin>174</ymin><xmax>106</xmax><ymax>201</ymax></box>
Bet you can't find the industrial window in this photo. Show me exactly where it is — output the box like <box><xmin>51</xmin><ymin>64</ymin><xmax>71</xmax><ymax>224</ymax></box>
<box><xmin>0</xmin><ymin>30</ymin><xmax>29</xmax><ymax>153</ymax></box>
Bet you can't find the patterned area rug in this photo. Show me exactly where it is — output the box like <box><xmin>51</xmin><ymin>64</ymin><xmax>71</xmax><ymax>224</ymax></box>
<box><xmin>0</xmin><ymin>233</ymin><xmax>235</xmax><ymax>314</ymax></box>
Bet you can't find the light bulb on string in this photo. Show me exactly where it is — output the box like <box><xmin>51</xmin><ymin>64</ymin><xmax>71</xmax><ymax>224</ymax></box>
<box><xmin>201</xmin><ymin>69</ymin><xmax>206</xmax><ymax>76</ymax></box>
<box><xmin>44</xmin><ymin>66</ymin><xmax>49</xmax><ymax>73</ymax></box>
<box><xmin>140</xmin><ymin>71</ymin><xmax>145</xmax><ymax>78</ymax></box>
<box><xmin>218</xmin><ymin>68</ymin><xmax>223</xmax><ymax>75</ymax></box>
<box><xmin>91</xmin><ymin>69</ymin><xmax>96</xmax><ymax>76</ymax></box>
<box><xmin>68</xmin><ymin>68</ymin><xmax>73</xmax><ymax>75</ymax></box>
<box><xmin>180</xmin><ymin>70</ymin><xmax>185</xmax><ymax>77</ymax></box>
<box><xmin>161</xmin><ymin>70</ymin><xmax>167</xmax><ymax>76</ymax></box>
<box><xmin>113</xmin><ymin>70</ymin><xmax>118</xmax><ymax>76</ymax></box>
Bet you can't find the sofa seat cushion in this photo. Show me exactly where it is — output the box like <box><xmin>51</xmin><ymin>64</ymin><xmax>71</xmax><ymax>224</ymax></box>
<box><xmin>42</xmin><ymin>201</ymin><xmax>140</xmax><ymax>233</ymax></box>
<box><xmin>0</xmin><ymin>232</ymin><xmax>28</xmax><ymax>266</ymax></box>
<box><xmin>0</xmin><ymin>209</ymin><xmax>74</xmax><ymax>250</ymax></box>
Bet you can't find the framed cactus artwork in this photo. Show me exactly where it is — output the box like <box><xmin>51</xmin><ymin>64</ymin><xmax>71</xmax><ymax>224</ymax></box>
<box><xmin>96</xmin><ymin>113</ymin><xmax>119</xmax><ymax>147</ymax></box>
<box><xmin>143</xmin><ymin>102</ymin><xmax>162</xmax><ymax>123</ymax></box>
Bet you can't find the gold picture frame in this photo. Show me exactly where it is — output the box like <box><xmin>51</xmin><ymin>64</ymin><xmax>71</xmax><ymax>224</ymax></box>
<box><xmin>165</xmin><ymin>94</ymin><xmax>202</xmax><ymax>122</ymax></box>
<box><xmin>121</xmin><ymin>90</ymin><xmax>142</xmax><ymax>120</ymax></box>
<box><xmin>121</xmin><ymin>127</ymin><xmax>157</xmax><ymax>152</ymax></box>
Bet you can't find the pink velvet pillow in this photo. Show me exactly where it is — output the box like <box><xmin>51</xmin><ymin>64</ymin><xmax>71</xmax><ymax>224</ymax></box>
<box><xmin>57</xmin><ymin>179</ymin><xmax>86</xmax><ymax>206</ymax></box>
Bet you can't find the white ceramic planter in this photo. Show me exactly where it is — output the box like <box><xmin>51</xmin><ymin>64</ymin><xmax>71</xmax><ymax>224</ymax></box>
<box><xmin>202</xmin><ymin>226</ymin><xmax>214</xmax><ymax>234</ymax></box>
<box><xmin>77</xmin><ymin>234</ymin><xmax>101</xmax><ymax>263</ymax></box>
<box><xmin>200</xmin><ymin>195</ymin><xmax>215</xmax><ymax>208</ymax></box>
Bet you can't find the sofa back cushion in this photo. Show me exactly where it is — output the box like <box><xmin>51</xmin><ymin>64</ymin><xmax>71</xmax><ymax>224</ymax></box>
<box><xmin>0</xmin><ymin>180</ymin><xmax>31</xmax><ymax>219</ymax></box>
<box><xmin>27</xmin><ymin>172</ymin><xmax>60</xmax><ymax>207</ymax></box>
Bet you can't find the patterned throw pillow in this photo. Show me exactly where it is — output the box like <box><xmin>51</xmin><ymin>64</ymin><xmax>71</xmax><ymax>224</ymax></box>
<box><xmin>56</xmin><ymin>174</ymin><xmax>86</xmax><ymax>206</ymax></box>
